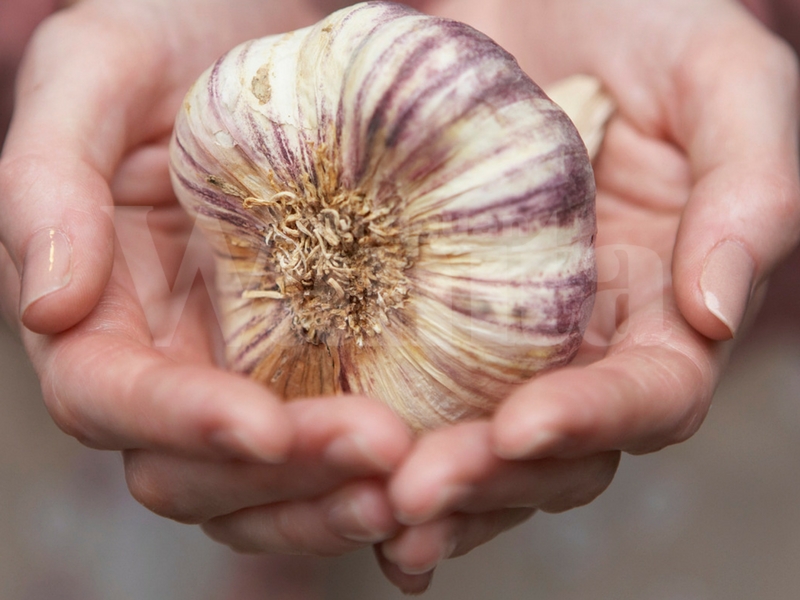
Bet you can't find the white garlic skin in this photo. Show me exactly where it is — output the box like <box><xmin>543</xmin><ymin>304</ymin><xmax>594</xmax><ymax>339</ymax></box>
<box><xmin>169</xmin><ymin>1</ymin><xmax>596</xmax><ymax>432</ymax></box>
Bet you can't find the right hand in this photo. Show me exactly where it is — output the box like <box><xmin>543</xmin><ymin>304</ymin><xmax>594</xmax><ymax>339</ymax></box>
<box><xmin>0</xmin><ymin>0</ymin><xmax>412</xmax><ymax>556</ymax></box>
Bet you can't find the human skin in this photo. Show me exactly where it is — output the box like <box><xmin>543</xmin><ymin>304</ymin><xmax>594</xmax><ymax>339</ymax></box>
<box><xmin>0</xmin><ymin>0</ymin><xmax>414</xmax><ymax>562</ymax></box>
<box><xmin>0</xmin><ymin>0</ymin><xmax>60</xmax><ymax>139</ymax></box>
<box><xmin>742</xmin><ymin>0</ymin><xmax>800</xmax><ymax>50</ymax></box>
<box><xmin>1</xmin><ymin>0</ymin><xmax>798</xmax><ymax>594</ymax></box>
<box><xmin>375</xmin><ymin>0</ymin><xmax>799</xmax><ymax>590</ymax></box>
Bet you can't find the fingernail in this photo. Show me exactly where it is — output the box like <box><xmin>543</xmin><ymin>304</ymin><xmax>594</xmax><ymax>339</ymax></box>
<box><xmin>495</xmin><ymin>427</ymin><xmax>562</xmax><ymax>460</ymax></box>
<box><xmin>20</xmin><ymin>228</ymin><xmax>72</xmax><ymax>316</ymax></box>
<box><xmin>397</xmin><ymin>539</ymin><xmax>458</xmax><ymax>575</ymax></box>
<box><xmin>325</xmin><ymin>434</ymin><xmax>393</xmax><ymax>472</ymax></box>
<box><xmin>399</xmin><ymin>573</ymin><xmax>434</xmax><ymax>596</ymax></box>
<box><xmin>328</xmin><ymin>495</ymin><xmax>393</xmax><ymax>543</ymax></box>
<box><xmin>208</xmin><ymin>429</ymin><xmax>288</xmax><ymax>464</ymax></box>
<box><xmin>396</xmin><ymin>484</ymin><xmax>472</xmax><ymax>526</ymax></box>
<box><xmin>700</xmin><ymin>240</ymin><xmax>755</xmax><ymax>338</ymax></box>
<box><xmin>398</xmin><ymin>564</ymin><xmax>438</xmax><ymax>576</ymax></box>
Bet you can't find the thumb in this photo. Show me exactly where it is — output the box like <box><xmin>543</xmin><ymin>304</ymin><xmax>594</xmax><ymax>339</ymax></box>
<box><xmin>671</xmin><ymin>22</ymin><xmax>800</xmax><ymax>340</ymax></box>
<box><xmin>0</xmin><ymin>154</ymin><xmax>115</xmax><ymax>334</ymax></box>
<box><xmin>0</xmin><ymin>8</ymin><xmax>164</xmax><ymax>334</ymax></box>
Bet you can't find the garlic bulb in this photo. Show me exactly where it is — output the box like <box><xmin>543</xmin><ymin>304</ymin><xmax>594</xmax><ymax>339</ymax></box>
<box><xmin>544</xmin><ymin>74</ymin><xmax>614</xmax><ymax>162</ymax></box>
<box><xmin>169</xmin><ymin>1</ymin><xmax>599</xmax><ymax>431</ymax></box>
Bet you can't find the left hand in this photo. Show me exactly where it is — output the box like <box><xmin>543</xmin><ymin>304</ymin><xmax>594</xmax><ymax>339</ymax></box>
<box><xmin>374</xmin><ymin>0</ymin><xmax>800</xmax><ymax>592</ymax></box>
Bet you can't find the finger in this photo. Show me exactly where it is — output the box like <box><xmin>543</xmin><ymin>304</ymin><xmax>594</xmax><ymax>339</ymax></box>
<box><xmin>45</xmin><ymin>342</ymin><xmax>297</xmax><ymax>462</ymax></box>
<box><xmin>492</xmin><ymin>307</ymin><xmax>719</xmax><ymax>460</ymax></box>
<box><xmin>110</xmin><ymin>142</ymin><xmax>176</xmax><ymax>207</ymax></box>
<box><xmin>23</xmin><ymin>275</ymin><xmax>293</xmax><ymax>460</ymax></box>
<box><xmin>379</xmin><ymin>508</ymin><xmax>534</xmax><ymax>582</ymax></box>
<box><xmin>390</xmin><ymin>422</ymin><xmax>619</xmax><ymax>525</ymax></box>
<box><xmin>670</xmin><ymin>17</ymin><xmax>800</xmax><ymax>340</ymax></box>
<box><xmin>201</xmin><ymin>480</ymin><xmax>399</xmax><ymax>556</ymax></box>
<box><xmin>0</xmin><ymin>243</ymin><xmax>21</xmax><ymax>334</ymax></box>
<box><xmin>373</xmin><ymin>545</ymin><xmax>434</xmax><ymax>596</ymax></box>
<box><xmin>122</xmin><ymin>398</ymin><xmax>412</xmax><ymax>523</ymax></box>
<box><xmin>0</xmin><ymin>7</ymin><xmax>170</xmax><ymax>333</ymax></box>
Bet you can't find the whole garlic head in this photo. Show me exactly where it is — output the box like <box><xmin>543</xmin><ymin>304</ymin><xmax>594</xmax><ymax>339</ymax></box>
<box><xmin>169</xmin><ymin>1</ymin><xmax>598</xmax><ymax>431</ymax></box>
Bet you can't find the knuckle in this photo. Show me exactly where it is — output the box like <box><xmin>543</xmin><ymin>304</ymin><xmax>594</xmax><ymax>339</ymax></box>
<box><xmin>482</xmin><ymin>508</ymin><xmax>536</xmax><ymax>541</ymax></box>
<box><xmin>0</xmin><ymin>155</ymin><xmax>41</xmax><ymax>232</ymax></box>
<box><xmin>24</xmin><ymin>8</ymin><xmax>74</xmax><ymax>49</ymax></box>
<box><xmin>37</xmin><ymin>341</ymin><xmax>110</xmax><ymax>450</ymax></box>
<box><xmin>765</xmin><ymin>173</ymin><xmax>800</xmax><ymax>231</ymax></box>
<box><xmin>201</xmin><ymin>520</ymin><xmax>266</xmax><ymax>555</ymax></box>
<box><xmin>448</xmin><ymin>509</ymin><xmax>534</xmax><ymax>561</ymax></box>
<box><xmin>540</xmin><ymin>452</ymin><xmax>620</xmax><ymax>514</ymax></box>
<box><xmin>271</xmin><ymin>507</ymin><xmax>300</xmax><ymax>549</ymax></box>
<box><xmin>674</xmin><ymin>20</ymin><xmax>799</xmax><ymax>103</ymax></box>
<box><xmin>595</xmin><ymin>451</ymin><xmax>622</xmax><ymax>490</ymax></box>
<box><xmin>670</xmin><ymin>401</ymin><xmax>710</xmax><ymax>447</ymax></box>
<box><xmin>273</xmin><ymin>505</ymin><xmax>352</xmax><ymax>557</ymax></box>
<box><xmin>762</xmin><ymin>35</ymin><xmax>799</xmax><ymax>90</ymax></box>
<box><xmin>271</xmin><ymin>506</ymin><xmax>321</xmax><ymax>555</ymax></box>
<box><xmin>207</xmin><ymin>509</ymin><xmax>306</xmax><ymax>556</ymax></box>
<box><xmin>779</xmin><ymin>180</ymin><xmax>800</xmax><ymax>236</ymax></box>
<box><xmin>39</xmin><ymin>369</ymin><xmax>95</xmax><ymax>447</ymax></box>
<box><xmin>123</xmin><ymin>452</ymin><xmax>173</xmax><ymax>517</ymax></box>
<box><xmin>123</xmin><ymin>451</ymin><xmax>203</xmax><ymax>524</ymax></box>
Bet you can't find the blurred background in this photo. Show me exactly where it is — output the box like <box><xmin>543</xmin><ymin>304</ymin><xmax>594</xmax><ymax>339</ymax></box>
<box><xmin>2</xmin><ymin>1</ymin><xmax>800</xmax><ymax>599</ymax></box>
<box><xmin>1</xmin><ymin>251</ymin><xmax>799</xmax><ymax>600</ymax></box>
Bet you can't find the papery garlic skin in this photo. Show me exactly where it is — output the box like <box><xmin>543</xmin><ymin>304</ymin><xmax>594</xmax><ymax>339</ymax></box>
<box><xmin>169</xmin><ymin>1</ymin><xmax>597</xmax><ymax>431</ymax></box>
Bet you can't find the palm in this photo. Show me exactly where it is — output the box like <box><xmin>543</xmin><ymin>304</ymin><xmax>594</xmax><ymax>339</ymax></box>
<box><xmin>581</xmin><ymin>115</ymin><xmax>690</xmax><ymax>358</ymax></box>
<box><xmin>109</xmin><ymin>141</ymin><xmax>221</xmax><ymax>366</ymax></box>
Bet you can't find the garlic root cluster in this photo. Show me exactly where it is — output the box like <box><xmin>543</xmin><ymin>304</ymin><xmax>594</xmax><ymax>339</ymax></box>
<box><xmin>169</xmin><ymin>1</ymin><xmax>607</xmax><ymax>431</ymax></box>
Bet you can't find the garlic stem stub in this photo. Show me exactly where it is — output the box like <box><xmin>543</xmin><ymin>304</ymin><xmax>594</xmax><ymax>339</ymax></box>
<box><xmin>169</xmin><ymin>1</ymin><xmax>598</xmax><ymax>432</ymax></box>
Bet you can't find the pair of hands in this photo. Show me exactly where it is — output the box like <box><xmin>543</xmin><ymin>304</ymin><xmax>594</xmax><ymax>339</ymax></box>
<box><xmin>1</xmin><ymin>0</ymin><xmax>798</xmax><ymax>593</ymax></box>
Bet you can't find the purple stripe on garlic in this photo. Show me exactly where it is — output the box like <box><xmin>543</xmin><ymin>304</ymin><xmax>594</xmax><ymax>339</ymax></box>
<box><xmin>169</xmin><ymin>1</ymin><xmax>606</xmax><ymax>431</ymax></box>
